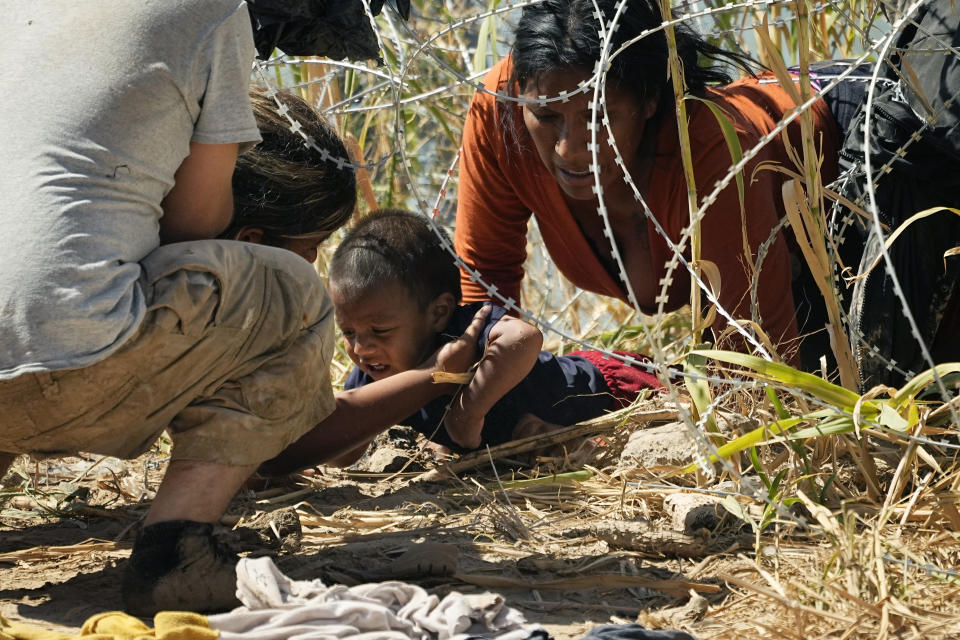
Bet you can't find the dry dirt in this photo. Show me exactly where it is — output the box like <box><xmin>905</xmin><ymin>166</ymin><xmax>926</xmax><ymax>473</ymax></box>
<box><xmin>0</xmin><ymin>419</ymin><xmax>749</xmax><ymax>638</ymax></box>
<box><xmin>6</xmin><ymin>417</ymin><xmax>949</xmax><ymax>639</ymax></box>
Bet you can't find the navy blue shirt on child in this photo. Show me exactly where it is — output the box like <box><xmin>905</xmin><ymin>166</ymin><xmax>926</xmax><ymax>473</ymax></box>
<box><xmin>344</xmin><ymin>303</ymin><xmax>618</xmax><ymax>452</ymax></box>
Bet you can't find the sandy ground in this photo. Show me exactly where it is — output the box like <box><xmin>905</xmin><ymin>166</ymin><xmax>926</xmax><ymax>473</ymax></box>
<box><xmin>0</xmin><ymin>425</ymin><xmax>740</xmax><ymax>639</ymax></box>
<box><xmin>8</xmin><ymin>422</ymin><xmax>959</xmax><ymax>640</ymax></box>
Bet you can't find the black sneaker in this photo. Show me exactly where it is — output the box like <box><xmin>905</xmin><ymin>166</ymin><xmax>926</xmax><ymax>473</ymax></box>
<box><xmin>122</xmin><ymin>520</ymin><xmax>241</xmax><ymax>616</ymax></box>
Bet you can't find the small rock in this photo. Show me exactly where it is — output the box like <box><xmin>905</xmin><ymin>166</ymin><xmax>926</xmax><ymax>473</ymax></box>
<box><xmin>664</xmin><ymin>493</ymin><xmax>723</xmax><ymax>534</ymax></box>
<box><xmin>712</xmin><ymin>410</ymin><xmax>757</xmax><ymax>435</ymax></box>
<box><xmin>618</xmin><ymin>422</ymin><xmax>696</xmax><ymax>472</ymax></box>
<box><xmin>229</xmin><ymin>506</ymin><xmax>302</xmax><ymax>554</ymax></box>
<box><xmin>638</xmin><ymin>589</ymin><xmax>708</xmax><ymax>631</ymax></box>
<box><xmin>6</xmin><ymin>495</ymin><xmax>39</xmax><ymax>510</ymax></box>
<box><xmin>356</xmin><ymin>445</ymin><xmax>422</xmax><ymax>473</ymax></box>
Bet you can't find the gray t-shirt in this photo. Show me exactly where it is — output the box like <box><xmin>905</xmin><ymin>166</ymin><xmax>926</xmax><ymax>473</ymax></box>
<box><xmin>0</xmin><ymin>1</ymin><xmax>261</xmax><ymax>379</ymax></box>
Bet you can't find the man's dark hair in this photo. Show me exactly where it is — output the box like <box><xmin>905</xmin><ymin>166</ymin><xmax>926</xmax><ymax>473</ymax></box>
<box><xmin>329</xmin><ymin>209</ymin><xmax>462</xmax><ymax>308</ymax></box>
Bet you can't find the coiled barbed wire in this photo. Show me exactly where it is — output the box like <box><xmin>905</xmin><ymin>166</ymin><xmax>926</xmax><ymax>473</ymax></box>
<box><xmin>251</xmin><ymin>0</ymin><xmax>959</xmax><ymax>527</ymax></box>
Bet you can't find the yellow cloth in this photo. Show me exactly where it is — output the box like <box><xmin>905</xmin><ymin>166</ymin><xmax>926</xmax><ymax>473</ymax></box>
<box><xmin>0</xmin><ymin>612</ymin><xmax>218</xmax><ymax>640</ymax></box>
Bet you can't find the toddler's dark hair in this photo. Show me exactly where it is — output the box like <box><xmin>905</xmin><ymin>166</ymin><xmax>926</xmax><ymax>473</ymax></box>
<box><xmin>223</xmin><ymin>85</ymin><xmax>357</xmax><ymax>244</ymax></box>
<box><xmin>329</xmin><ymin>209</ymin><xmax>462</xmax><ymax>308</ymax></box>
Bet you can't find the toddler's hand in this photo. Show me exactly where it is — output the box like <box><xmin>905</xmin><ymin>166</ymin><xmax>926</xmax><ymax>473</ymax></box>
<box><xmin>427</xmin><ymin>304</ymin><xmax>490</xmax><ymax>376</ymax></box>
<box><xmin>443</xmin><ymin>407</ymin><xmax>484</xmax><ymax>450</ymax></box>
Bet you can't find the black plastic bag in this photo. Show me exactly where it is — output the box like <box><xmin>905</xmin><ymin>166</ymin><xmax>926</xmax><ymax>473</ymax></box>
<box><xmin>247</xmin><ymin>0</ymin><xmax>411</xmax><ymax>61</ymax></box>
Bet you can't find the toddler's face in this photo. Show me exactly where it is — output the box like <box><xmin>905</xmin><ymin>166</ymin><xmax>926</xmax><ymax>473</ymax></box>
<box><xmin>331</xmin><ymin>284</ymin><xmax>439</xmax><ymax>381</ymax></box>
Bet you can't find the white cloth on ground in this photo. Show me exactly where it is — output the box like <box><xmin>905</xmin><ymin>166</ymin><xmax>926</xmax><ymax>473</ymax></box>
<box><xmin>207</xmin><ymin>556</ymin><xmax>536</xmax><ymax>640</ymax></box>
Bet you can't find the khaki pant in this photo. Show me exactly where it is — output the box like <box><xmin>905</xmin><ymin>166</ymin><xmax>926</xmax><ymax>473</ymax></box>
<box><xmin>0</xmin><ymin>241</ymin><xmax>335</xmax><ymax>467</ymax></box>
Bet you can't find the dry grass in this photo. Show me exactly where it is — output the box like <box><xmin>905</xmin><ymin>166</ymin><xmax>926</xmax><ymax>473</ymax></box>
<box><xmin>3</xmin><ymin>0</ymin><xmax>959</xmax><ymax>637</ymax></box>
<box><xmin>3</xmin><ymin>393</ymin><xmax>960</xmax><ymax>637</ymax></box>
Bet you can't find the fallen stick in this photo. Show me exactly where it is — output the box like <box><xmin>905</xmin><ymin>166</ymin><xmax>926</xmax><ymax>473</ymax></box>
<box><xmin>0</xmin><ymin>538</ymin><xmax>127</xmax><ymax>563</ymax></box>
<box><xmin>514</xmin><ymin>600</ymin><xmax>649</xmax><ymax>615</ymax></box>
<box><xmin>255</xmin><ymin>486</ymin><xmax>318</xmax><ymax>505</ymax></box>
<box><xmin>416</xmin><ymin>407</ymin><xmax>678</xmax><ymax>481</ymax></box>
<box><xmin>66</xmin><ymin>503</ymin><xmax>139</xmax><ymax>521</ymax></box>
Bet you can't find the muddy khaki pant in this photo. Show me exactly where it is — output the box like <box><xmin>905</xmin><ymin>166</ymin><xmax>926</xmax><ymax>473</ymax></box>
<box><xmin>0</xmin><ymin>241</ymin><xmax>335</xmax><ymax>467</ymax></box>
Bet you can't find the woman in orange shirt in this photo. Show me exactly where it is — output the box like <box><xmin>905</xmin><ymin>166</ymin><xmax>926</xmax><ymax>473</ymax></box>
<box><xmin>454</xmin><ymin>0</ymin><xmax>841</xmax><ymax>370</ymax></box>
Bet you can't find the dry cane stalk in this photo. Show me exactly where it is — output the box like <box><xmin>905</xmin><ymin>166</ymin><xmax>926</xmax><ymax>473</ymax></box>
<box><xmin>758</xmin><ymin>5</ymin><xmax>859</xmax><ymax>390</ymax></box>
<box><xmin>659</xmin><ymin>0</ymin><xmax>701</xmax><ymax>341</ymax></box>
<box><xmin>794</xmin><ymin>0</ymin><xmax>859</xmax><ymax>391</ymax></box>
<box><xmin>417</xmin><ymin>407</ymin><xmax>678</xmax><ymax>480</ymax></box>
<box><xmin>304</xmin><ymin>61</ymin><xmax>378</xmax><ymax>216</ymax></box>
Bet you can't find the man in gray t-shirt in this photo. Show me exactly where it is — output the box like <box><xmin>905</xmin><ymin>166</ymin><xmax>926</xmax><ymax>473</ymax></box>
<box><xmin>0</xmin><ymin>1</ymin><xmax>337</xmax><ymax>615</ymax></box>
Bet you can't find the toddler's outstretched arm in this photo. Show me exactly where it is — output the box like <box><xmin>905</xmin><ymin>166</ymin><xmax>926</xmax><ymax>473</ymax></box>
<box><xmin>261</xmin><ymin>306</ymin><xmax>492</xmax><ymax>475</ymax></box>
<box><xmin>444</xmin><ymin>315</ymin><xmax>543</xmax><ymax>448</ymax></box>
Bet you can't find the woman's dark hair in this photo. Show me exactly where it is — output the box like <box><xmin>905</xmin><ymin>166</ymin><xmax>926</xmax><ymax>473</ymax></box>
<box><xmin>329</xmin><ymin>208</ymin><xmax>462</xmax><ymax>309</ymax></box>
<box><xmin>224</xmin><ymin>86</ymin><xmax>357</xmax><ymax>244</ymax></box>
<box><xmin>512</xmin><ymin>0</ymin><xmax>757</xmax><ymax>104</ymax></box>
